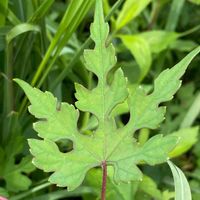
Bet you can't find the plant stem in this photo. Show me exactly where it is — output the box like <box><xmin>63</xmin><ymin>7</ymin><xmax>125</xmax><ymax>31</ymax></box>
<box><xmin>179</xmin><ymin>24</ymin><xmax>200</xmax><ymax>37</ymax></box>
<box><xmin>101</xmin><ymin>161</ymin><xmax>107</xmax><ymax>200</ymax></box>
<box><xmin>147</xmin><ymin>0</ymin><xmax>161</xmax><ymax>30</ymax></box>
<box><xmin>10</xmin><ymin>182</ymin><xmax>52</xmax><ymax>200</ymax></box>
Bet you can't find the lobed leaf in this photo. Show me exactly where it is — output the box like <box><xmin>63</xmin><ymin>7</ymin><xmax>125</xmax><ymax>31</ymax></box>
<box><xmin>0</xmin><ymin>136</ymin><xmax>35</xmax><ymax>192</ymax></box>
<box><xmin>15</xmin><ymin>0</ymin><xmax>200</xmax><ymax>191</ymax></box>
<box><xmin>125</xmin><ymin>46</ymin><xmax>200</xmax><ymax>131</ymax></box>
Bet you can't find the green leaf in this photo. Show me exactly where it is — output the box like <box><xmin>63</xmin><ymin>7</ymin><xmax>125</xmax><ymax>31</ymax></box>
<box><xmin>116</xmin><ymin>0</ymin><xmax>151</xmax><ymax>30</ymax></box>
<box><xmin>170</xmin><ymin>39</ymin><xmax>198</xmax><ymax>52</ymax></box>
<box><xmin>140</xmin><ymin>31</ymin><xmax>179</xmax><ymax>53</ymax></box>
<box><xmin>0</xmin><ymin>136</ymin><xmax>35</xmax><ymax>192</ymax></box>
<box><xmin>0</xmin><ymin>0</ymin><xmax>8</xmax><ymax>26</ymax></box>
<box><xmin>165</xmin><ymin>0</ymin><xmax>185</xmax><ymax>31</ymax></box>
<box><xmin>124</xmin><ymin>46</ymin><xmax>200</xmax><ymax>131</ymax></box>
<box><xmin>168</xmin><ymin>161</ymin><xmax>192</xmax><ymax>200</ymax></box>
<box><xmin>169</xmin><ymin>127</ymin><xmax>199</xmax><ymax>158</ymax></box>
<box><xmin>0</xmin><ymin>187</ymin><xmax>9</xmax><ymax>198</ymax></box>
<box><xmin>28</xmin><ymin>0</ymin><xmax>54</xmax><ymax>23</ymax></box>
<box><xmin>4</xmin><ymin>156</ymin><xmax>34</xmax><ymax>192</ymax></box>
<box><xmin>119</xmin><ymin>35</ymin><xmax>152</xmax><ymax>81</ymax></box>
<box><xmin>14</xmin><ymin>0</ymin><xmax>200</xmax><ymax>192</ymax></box>
<box><xmin>162</xmin><ymin>190</ymin><xmax>175</xmax><ymax>200</ymax></box>
<box><xmin>31</xmin><ymin>0</ymin><xmax>95</xmax><ymax>87</ymax></box>
<box><xmin>119</xmin><ymin>31</ymin><xmax>178</xmax><ymax>81</ymax></box>
<box><xmin>188</xmin><ymin>0</ymin><xmax>200</xmax><ymax>5</ymax></box>
<box><xmin>180</xmin><ymin>92</ymin><xmax>200</xmax><ymax>128</ymax></box>
<box><xmin>6</xmin><ymin>23</ymin><xmax>40</xmax><ymax>43</ymax></box>
<box><xmin>137</xmin><ymin>175</ymin><xmax>162</xmax><ymax>200</ymax></box>
<box><xmin>84</xmin><ymin>167</ymin><xmax>139</xmax><ymax>200</ymax></box>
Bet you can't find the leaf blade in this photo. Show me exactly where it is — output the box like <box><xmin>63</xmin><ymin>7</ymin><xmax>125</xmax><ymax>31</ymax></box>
<box><xmin>168</xmin><ymin>161</ymin><xmax>192</xmax><ymax>200</ymax></box>
<box><xmin>126</xmin><ymin>46</ymin><xmax>200</xmax><ymax>131</ymax></box>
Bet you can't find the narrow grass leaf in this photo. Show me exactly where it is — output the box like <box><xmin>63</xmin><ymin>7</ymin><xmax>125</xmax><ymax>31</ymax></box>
<box><xmin>6</xmin><ymin>23</ymin><xmax>40</xmax><ymax>43</ymax></box>
<box><xmin>0</xmin><ymin>0</ymin><xmax>8</xmax><ymax>26</ymax></box>
<box><xmin>28</xmin><ymin>0</ymin><xmax>54</xmax><ymax>23</ymax></box>
<box><xmin>168</xmin><ymin>161</ymin><xmax>192</xmax><ymax>200</ymax></box>
<box><xmin>165</xmin><ymin>0</ymin><xmax>185</xmax><ymax>31</ymax></box>
<box><xmin>180</xmin><ymin>92</ymin><xmax>200</xmax><ymax>128</ymax></box>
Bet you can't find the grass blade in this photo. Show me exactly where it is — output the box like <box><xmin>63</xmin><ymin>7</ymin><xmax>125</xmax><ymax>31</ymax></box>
<box><xmin>168</xmin><ymin>161</ymin><xmax>192</xmax><ymax>200</ymax></box>
<box><xmin>0</xmin><ymin>0</ymin><xmax>8</xmax><ymax>26</ymax></box>
<box><xmin>6</xmin><ymin>23</ymin><xmax>40</xmax><ymax>43</ymax></box>
<box><xmin>180</xmin><ymin>92</ymin><xmax>200</xmax><ymax>128</ymax></box>
<box><xmin>165</xmin><ymin>0</ymin><xmax>185</xmax><ymax>31</ymax></box>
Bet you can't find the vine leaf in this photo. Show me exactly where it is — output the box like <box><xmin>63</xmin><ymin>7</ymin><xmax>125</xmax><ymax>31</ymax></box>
<box><xmin>14</xmin><ymin>0</ymin><xmax>200</xmax><ymax>191</ymax></box>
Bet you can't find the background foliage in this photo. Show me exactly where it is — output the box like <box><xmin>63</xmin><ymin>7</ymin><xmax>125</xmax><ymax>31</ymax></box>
<box><xmin>0</xmin><ymin>0</ymin><xmax>200</xmax><ymax>199</ymax></box>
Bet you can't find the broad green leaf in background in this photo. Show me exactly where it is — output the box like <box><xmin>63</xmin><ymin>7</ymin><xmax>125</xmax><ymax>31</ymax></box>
<box><xmin>168</xmin><ymin>161</ymin><xmax>192</xmax><ymax>200</ymax></box>
<box><xmin>136</xmin><ymin>175</ymin><xmax>162</xmax><ymax>200</ymax></box>
<box><xmin>170</xmin><ymin>39</ymin><xmax>198</xmax><ymax>52</ymax></box>
<box><xmin>140</xmin><ymin>31</ymin><xmax>179</xmax><ymax>53</ymax></box>
<box><xmin>4</xmin><ymin>156</ymin><xmax>34</xmax><ymax>192</ymax></box>
<box><xmin>119</xmin><ymin>31</ymin><xmax>179</xmax><ymax>81</ymax></box>
<box><xmin>84</xmin><ymin>168</ymin><xmax>138</xmax><ymax>200</ymax></box>
<box><xmin>116</xmin><ymin>0</ymin><xmax>151</xmax><ymax>30</ymax></box>
<box><xmin>15</xmin><ymin>0</ymin><xmax>200</xmax><ymax>192</ymax></box>
<box><xmin>0</xmin><ymin>136</ymin><xmax>35</xmax><ymax>192</ymax></box>
<box><xmin>169</xmin><ymin>127</ymin><xmax>199</xmax><ymax>158</ymax></box>
<box><xmin>119</xmin><ymin>35</ymin><xmax>152</xmax><ymax>82</ymax></box>
<box><xmin>188</xmin><ymin>0</ymin><xmax>200</xmax><ymax>5</ymax></box>
<box><xmin>162</xmin><ymin>190</ymin><xmax>175</xmax><ymax>200</ymax></box>
<box><xmin>85</xmin><ymin>169</ymin><xmax>166</xmax><ymax>200</ymax></box>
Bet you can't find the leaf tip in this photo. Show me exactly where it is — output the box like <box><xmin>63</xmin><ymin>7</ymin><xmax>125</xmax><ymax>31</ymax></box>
<box><xmin>167</xmin><ymin>157</ymin><xmax>170</xmax><ymax>161</ymax></box>
<box><xmin>13</xmin><ymin>78</ymin><xmax>24</xmax><ymax>86</ymax></box>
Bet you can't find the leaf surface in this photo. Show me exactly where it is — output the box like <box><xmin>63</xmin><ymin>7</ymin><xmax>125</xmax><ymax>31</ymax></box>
<box><xmin>124</xmin><ymin>46</ymin><xmax>200</xmax><ymax>132</ymax></box>
<box><xmin>116</xmin><ymin>0</ymin><xmax>151</xmax><ymax>30</ymax></box>
<box><xmin>119</xmin><ymin>31</ymin><xmax>179</xmax><ymax>81</ymax></box>
<box><xmin>169</xmin><ymin>126</ymin><xmax>199</xmax><ymax>158</ymax></box>
<box><xmin>14</xmin><ymin>0</ymin><xmax>200</xmax><ymax>191</ymax></box>
<box><xmin>119</xmin><ymin>35</ymin><xmax>152</xmax><ymax>81</ymax></box>
<box><xmin>0</xmin><ymin>136</ymin><xmax>35</xmax><ymax>192</ymax></box>
<box><xmin>168</xmin><ymin>161</ymin><xmax>192</xmax><ymax>200</ymax></box>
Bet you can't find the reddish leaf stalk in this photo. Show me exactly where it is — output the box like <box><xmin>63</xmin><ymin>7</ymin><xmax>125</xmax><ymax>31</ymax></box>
<box><xmin>101</xmin><ymin>160</ymin><xmax>107</xmax><ymax>200</ymax></box>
